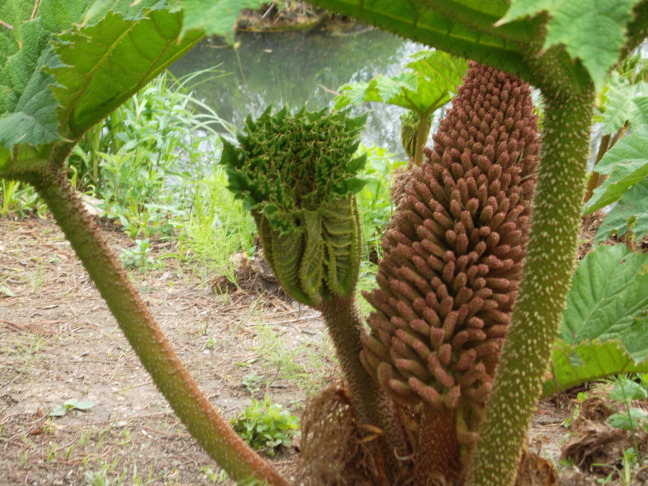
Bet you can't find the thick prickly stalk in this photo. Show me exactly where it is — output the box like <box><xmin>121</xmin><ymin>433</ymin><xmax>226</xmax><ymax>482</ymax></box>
<box><xmin>28</xmin><ymin>167</ymin><xmax>287</xmax><ymax>486</ymax></box>
<box><xmin>221</xmin><ymin>107</ymin><xmax>405</xmax><ymax>453</ymax></box>
<box><xmin>361</xmin><ymin>62</ymin><xmax>539</xmax><ymax>481</ymax></box>
<box><xmin>466</xmin><ymin>88</ymin><xmax>594</xmax><ymax>486</ymax></box>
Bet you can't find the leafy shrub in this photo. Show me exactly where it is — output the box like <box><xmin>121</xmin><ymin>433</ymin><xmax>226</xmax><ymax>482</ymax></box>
<box><xmin>355</xmin><ymin>145</ymin><xmax>405</xmax><ymax>262</ymax></box>
<box><xmin>230</xmin><ymin>397</ymin><xmax>299</xmax><ymax>456</ymax></box>
<box><xmin>68</xmin><ymin>70</ymin><xmax>233</xmax><ymax>241</ymax></box>
<box><xmin>606</xmin><ymin>377</ymin><xmax>648</xmax><ymax>436</ymax></box>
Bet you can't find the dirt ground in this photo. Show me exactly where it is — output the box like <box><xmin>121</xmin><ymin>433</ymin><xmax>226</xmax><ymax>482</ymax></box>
<box><xmin>0</xmin><ymin>217</ymin><xmax>640</xmax><ymax>485</ymax></box>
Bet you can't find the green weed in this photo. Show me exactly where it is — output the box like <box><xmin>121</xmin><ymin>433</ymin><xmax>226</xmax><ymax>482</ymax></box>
<box><xmin>242</xmin><ymin>371</ymin><xmax>269</xmax><ymax>398</ymax></box>
<box><xmin>67</xmin><ymin>68</ymin><xmax>234</xmax><ymax>243</ymax></box>
<box><xmin>120</xmin><ymin>239</ymin><xmax>157</xmax><ymax>270</ymax></box>
<box><xmin>200</xmin><ymin>466</ymin><xmax>230</xmax><ymax>483</ymax></box>
<box><xmin>605</xmin><ymin>376</ymin><xmax>648</xmax><ymax>462</ymax></box>
<box><xmin>183</xmin><ymin>167</ymin><xmax>257</xmax><ymax>284</ymax></box>
<box><xmin>230</xmin><ymin>397</ymin><xmax>299</xmax><ymax>456</ymax></box>
<box><xmin>0</xmin><ymin>180</ymin><xmax>47</xmax><ymax>218</ymax></box>
<box><xmin>49</xmin><ymin>398</ymin><xmax>96</xmax><ymax>417</ymax></box>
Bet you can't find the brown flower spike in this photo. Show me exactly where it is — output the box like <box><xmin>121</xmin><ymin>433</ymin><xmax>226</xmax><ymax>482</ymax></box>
<box><xmin>361</xmin><ymin>62</ymin><xmax>539</xmax><ymax>457</ymax></box>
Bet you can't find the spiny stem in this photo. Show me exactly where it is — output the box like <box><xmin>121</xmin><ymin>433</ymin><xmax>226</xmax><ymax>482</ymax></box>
<box><xmin>414</xmin><ymin>405</ymin><xmax>459</xmax><ymax>484</ymax></box>
<box><xmin>466</xmin><ymin>89</ymin><xmax>593</xmax><ymax>486</ymax></box>
<box><xmin>30</xmin><ymin>167</ymin><xmax>288</xmax><ymax>486</ymax></box>
<box><xmin>319</xmin><ymin>295</ymin><xmax>408</xmax><ymax>457</ymax></box>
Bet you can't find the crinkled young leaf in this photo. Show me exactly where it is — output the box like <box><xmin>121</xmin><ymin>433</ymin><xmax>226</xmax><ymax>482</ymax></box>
<box><xmin>561</xmin><ymin>245</ymin><xmax>648</xmax><ymax>362</ymax></box>
<box><xmin>500</xmin><ymin>0</ymin><xmax>640</xmax><ymax>92</ymax></box>
<box><xmin>584</xmin><ymin>125</ymin><xmax>648</xmax><ymax>214</ymax></box>
<box><xmin>374</xmin><ymin>72</ymin><xmax>418</xmax><ymax>107</ymax></box>
<box><xmin>542</xmin><ymin>340</ymin><xmax>648</xmax><ymax>397</ymax></box>
<box><xmin>595</xmin><ymin>177</ymin><xmax>648</xmax><ymax>243</ymax></box>
<box><xmin>179</xmin><ymin>0</ymin><xmax>266</xmax><ymax>43</ymax></box>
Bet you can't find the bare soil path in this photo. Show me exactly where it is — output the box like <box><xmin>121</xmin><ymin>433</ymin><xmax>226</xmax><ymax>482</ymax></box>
<box><xmin>0</xmin><ymin>217</ymin><xmax>335</xmax><ymax>485</ymax></box>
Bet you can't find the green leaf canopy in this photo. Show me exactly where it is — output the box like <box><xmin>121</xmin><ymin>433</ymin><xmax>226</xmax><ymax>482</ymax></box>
<box><xmin>0</xmin><ymin>0</ymin><xmax>261</xmax><ymax>177</ymax></box>
<box><xmin>335</xmin><ymin>50</ymin><xmax>467</xmax><ymax>116</ymax></box>
<box><xmin>500</xmin><ymin>0</ymin><xmax>641</xmax><ymax>92</ymax></box>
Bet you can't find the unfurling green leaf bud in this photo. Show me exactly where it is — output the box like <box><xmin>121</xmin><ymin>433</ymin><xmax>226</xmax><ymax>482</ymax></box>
<box><xmin>221</xmin><ymin>107</ymin><xmax>367</xmax><ymax>308</ymax></box>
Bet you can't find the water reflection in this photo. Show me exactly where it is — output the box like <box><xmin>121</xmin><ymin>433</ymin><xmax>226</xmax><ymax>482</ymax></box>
<box><xmin>169</xmin><ymin>30</ymin><xmax>424</xmax><ymax>157</ymax></box>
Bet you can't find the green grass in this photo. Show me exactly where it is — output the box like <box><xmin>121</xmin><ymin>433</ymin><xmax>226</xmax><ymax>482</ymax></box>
<box><xmin>251</xmin><ymin>320</ymin><xmax>337</xmax><ymax>393</ymax></box>
<box><xmin>182</xmin><ymin>167</ymin><xmax>257</xmax><ymax>284</ymax></box>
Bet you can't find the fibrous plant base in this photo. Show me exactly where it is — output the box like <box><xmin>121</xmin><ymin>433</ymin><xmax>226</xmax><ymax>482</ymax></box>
<box><xmin>298</xmin><ymin>384</ymin><xmax>408</xmax><ymax>486</ymax></box>
<box><xmin>360</xmin><ymin>62</ymin><xmax>539</xmax><ymax>480</ymax></box>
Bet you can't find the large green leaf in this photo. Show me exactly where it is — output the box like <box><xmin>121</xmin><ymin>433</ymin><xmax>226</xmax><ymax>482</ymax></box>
<box><xmin>543</xmin><ymin>245</ymin><xmax>648</xmax><ymax>395</ymax></box>
<box><xmin>584</xmin><ymin>125</ymin><xmax>648</xmax><ymax>214</ymax></box>
<box><xmin>0</xmin><ymin>0</ymin><xmax>33</xmax><ymax>67</ymax></box>
<box><xmin>335</xmin><ymin>50</ymin><xmax>467</xmax><ymax>115</ymax></box>
<box><xmin>0</xmin><ymin>0</ymin><xmax>87</xmax><ymax>171</ymax></box>
<box><xmin>305</xmin><ymin>0</ymin><xmax>534</xmax><ymax>82</ymax></box>
<box><xmin>595</xmin><ymin>178</ymin><xmax>648</xmax><ymax>243</ymax></box>
<box><xmin>561</xmin><ymin>245</ymin><xmax>648</xmax><ymax>361</ymax></box>
<box><xmin>542</xmin><ymin>340</ymin><xmax>648</xmax><ymax>396</ymax></box>
<box><xmin>600</xmin><ymin>74</ymin><xmax>648</xmax><ymax>136</ymax></box>
<box><xmin>179</xmin><ymin>0</ymin><xmax>266</xmax><ymax>43</ymax></box>
<box><xmin>500</xmin><ymin>0</ymin><xmax>640</xmax><ymax>92</ymax></box>
<box><xmin>0</xmin><ymin>1</ymin><xmax>204</xmax><ymax>176</ymax></box>
<box><xmin>50</xmin><ymin>9</ymin><xmax>202</xmax><ymax>140</ymax></box>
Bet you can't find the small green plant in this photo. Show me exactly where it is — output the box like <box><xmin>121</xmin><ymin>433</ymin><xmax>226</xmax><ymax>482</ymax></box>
<box><xmin>230</xmin><ymin>397</ymin><xmax>299</xmax><ymax>456</ymax></box>
<box><xmin>593</xmin><ymin>447</ymin><xmax>646</xmax><ymax>486</ymax></box>
<box><xmin>200</xmin><ymin>466</ymin><xmax>230</xmax><ymax>483</ymax></box>
<box><xmin>606</xmin><ymin>377</ymin><xmax>648</xmax><ymax>458</ymax></box>
<box><xmin>596</xmin><ymin>471</ymin><xmax>615</xmax><ymax>485</ymax></box>
<box><xmin>563</xmin><ymin>391</ymin><xmax>590</xmax><ymax>429</ymax></box>
<box><xmin>49</xmin><ymin>398</ymin><xmax>96</xmax><ymax>417</ymax></box>
<box><xmin>242</xmin><ymin>371</ymin><xmax>268</xmax><ymax>398</ymax></box>
<box><xmin>120</xmin><ymin>239</ymin><xmax>155</xmax><ymax>270</ymax></box>
<box><xmin>0</xmin><ymin>180</ymin><xmax>47</xmax><ymax>218</ymax></box>
<box><xmin>85</xmin><ymin>468</ymin><xmax>111</xmax><ymax>486</ymax></box>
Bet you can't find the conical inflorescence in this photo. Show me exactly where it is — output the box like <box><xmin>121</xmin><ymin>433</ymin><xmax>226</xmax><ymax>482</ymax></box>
<box><xmin>361</xmin><ymin>62</ymin><xmax>539</xmax><ymax>447</ymax></box>
<box><xmin>221</xmin><ymin>107</ymin><xmax>368</xmax><ymax>308</ymax></box>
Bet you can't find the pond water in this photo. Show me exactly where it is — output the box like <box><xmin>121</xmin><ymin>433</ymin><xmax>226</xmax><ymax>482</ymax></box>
<box><xmin>169</xmin><ymin>29</ymin><xmax>425</xmax><ymax>157</ymax></box>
